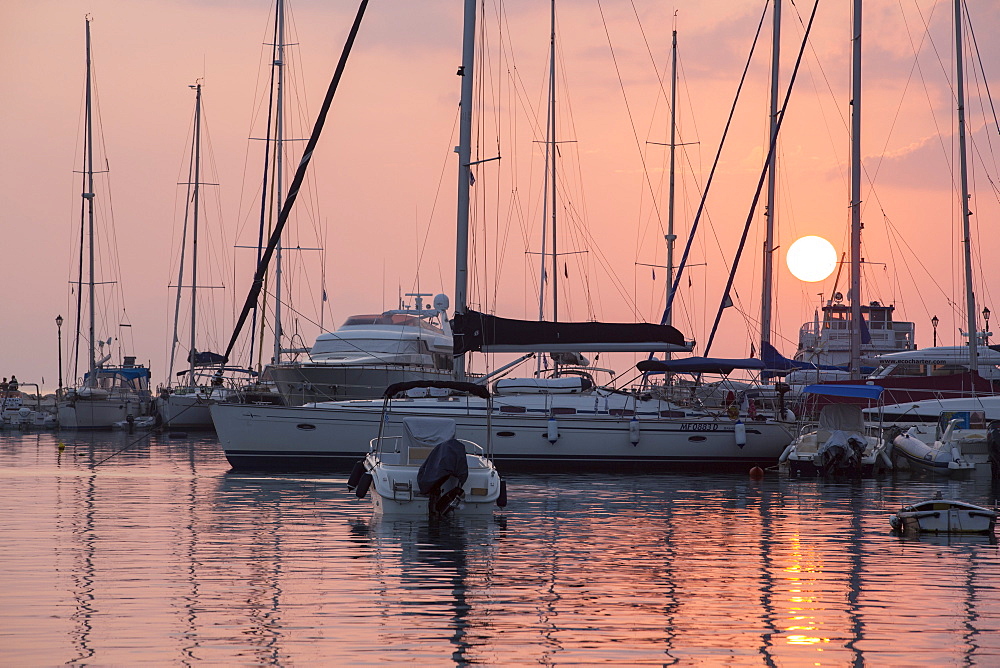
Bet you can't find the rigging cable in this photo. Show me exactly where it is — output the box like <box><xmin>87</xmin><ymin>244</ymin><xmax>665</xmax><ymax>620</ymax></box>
<box><xmin>703</xmin><ymin>0</ymin><xmax>821</xmax><ymax>356</ymax></box>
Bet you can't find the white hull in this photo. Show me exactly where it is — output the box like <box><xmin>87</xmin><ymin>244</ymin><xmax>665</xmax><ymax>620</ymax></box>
<box><xmin>890</xmin><ymin>499</ymin><xmax>997</xmax><ymax>534</ymax></box>
<box><xmin>364</xmin><ymin>456</ymin><xmax>502</xmax><ymax>516</ymax></box>
<box><xmin>211</xmin><ymin>394</ymin><xmax>794</xmax><ymax>472</ymax></box>
<box><xmin>157</xmin><ymin>393</ymin><xmax>215</xmax><ymax>429</ymax></box>
<box><xmin>58</xmin><ymin>396</ymin><xmax>150</xmax><ymax>430</ymax></box>
<box><xmin>874</xmin><ymin>395</ymin><xmax>1000</xmax><ymax>423</ymax></box>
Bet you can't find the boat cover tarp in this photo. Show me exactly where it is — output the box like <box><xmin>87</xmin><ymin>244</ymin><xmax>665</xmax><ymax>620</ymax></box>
<box><xmin>637</xmin><ymin>357</ymin><xmax>765</xmax><ymax>375</ymax></box>
<box><xmin>803</xmin><ymin>384</ymin><xmax>884</xmax><ymax>399</ymax></box>
<box><xmin>417</xmin><ymin>438</ymin><xmax>470</xmax><ymax>496</ymax></box>
<box><xmin>385</xmin><ymin>380</ymin><xmax>489</xmax><ymax>399</ymax></box>
<box><xmin>818</xmin><ymin>403</ymin><xmax>867</xmax><ymax>432</ymax></box>
<box><xmin>188</xmin><ymin>350</ymin><xmax>227</xmax><ymax>366</ymax></box>
<box><xmin>452</xmin><ymin>309</ymin><xmax>687</xmax><ymax>355</ymax></box>
<box><xmin>761</xmin><ymin>341</ymin><xmax>875</xmax><ymax>375</ymax></box>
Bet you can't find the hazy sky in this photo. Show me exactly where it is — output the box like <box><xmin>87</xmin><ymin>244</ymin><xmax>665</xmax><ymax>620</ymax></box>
<box><xmin>2</xmin><ymin>0</ymin><xmax>999</xmax><ymax>391</ymax></box>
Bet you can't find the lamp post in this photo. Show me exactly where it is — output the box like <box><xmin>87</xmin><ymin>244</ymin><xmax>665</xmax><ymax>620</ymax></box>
<box><xmin>932</xmin><ymin>315</ymin><xmax>939</xmax><ymax>347</ymax></box>
<box><xmin>56</xmin><ymin>315</ymin><xmax>64</xmax><ymax>398</ymax></box>
<box><xmin>983</xmin><ymin>306</ymin><xmax>991</xmax><ymax>345</ymax></box>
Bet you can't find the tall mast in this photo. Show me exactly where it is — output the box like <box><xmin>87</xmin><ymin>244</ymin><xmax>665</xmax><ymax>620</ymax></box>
<box><xmin>665</xmin><ymin>27</ymin><xmax>678</xmax><ymax>330</ymax></box>
<box><xmin>84</xmin><ymin>17</ymin><xmax>97</xmax><ymax>385</ymax></box>
<box><xmin>955</xmin><ymin>0</ymin><xmax>978</xmax><ymax>372</ymax></box>
<box><xmin>188</xmin><ymin>83</ymin><xmax>203</xmax><ymax>383</ymax></box>
<box><xmin>548</xmin><ymin>0</ymin><xmax>558</xmax><ymax>325</ymax></box>
<box><xmin>848</xmin><ymin>0</ymin><xmax>863</xmax><ymax>378</ymax></box>
<box><xmin>453</xmin><ymin>0</ymin><xmax>477</xmax><ymax>381</ymax></box>
<box><xmin>760</xmin><ymin>0</ymin><xmax>780</xmax><ymax>357</ymax></box>
<box><xmin>273</xmin><ymin>0</ymin><xmax>286</xmax><ymax>366</ymax></box>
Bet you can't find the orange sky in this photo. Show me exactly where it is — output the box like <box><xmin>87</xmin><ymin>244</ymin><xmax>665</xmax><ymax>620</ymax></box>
<box><xmin>2</xmin><ymin>0</ymin><xmax>999</xmax><ymax>390</ymax></box>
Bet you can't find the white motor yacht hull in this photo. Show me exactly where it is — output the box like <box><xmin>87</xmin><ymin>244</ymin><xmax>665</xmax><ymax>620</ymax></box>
<box><xmin>264</xmin><ymin>363</ymin><xmax>452</xmax><ymax>405</ymax></box>
<box><xmin>211</xmin><ymin>396</ymin><xmax>794</xmax><ymax>473</ymax></box>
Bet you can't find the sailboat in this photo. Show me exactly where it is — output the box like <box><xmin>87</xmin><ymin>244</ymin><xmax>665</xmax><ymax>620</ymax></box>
<box><xmin>211</xmin><ymin>0</ymin><xmax>795</xmax><ymax>473</ymax></box>
<box><xmin>58</xmin><ymin>17</ymin><xmax>153</xmax><ymax>430</ymax></box>
<box><xmin>156</xmin><ymin>83</ymin><xmax>241</xmax><ymax>429</ymax></box>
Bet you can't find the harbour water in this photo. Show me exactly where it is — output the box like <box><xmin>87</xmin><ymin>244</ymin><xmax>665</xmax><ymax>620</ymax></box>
<box><xmin>2</xmin><ymin>430</ymin><xmax>999</xmax><ymax>665</ymax></box>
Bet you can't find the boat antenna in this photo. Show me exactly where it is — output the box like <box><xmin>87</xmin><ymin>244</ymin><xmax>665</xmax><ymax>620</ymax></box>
<box><xmin>220</xmin><ymin>0</ymin><xmax>369</xmax><ymax>366</ymax></box>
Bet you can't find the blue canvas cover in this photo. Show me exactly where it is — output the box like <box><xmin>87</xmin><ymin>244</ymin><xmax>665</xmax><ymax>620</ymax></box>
<box><xmin>417</xmin><ymin>439</ymin><xmax>469</xmax><ymax>495</ymax></box>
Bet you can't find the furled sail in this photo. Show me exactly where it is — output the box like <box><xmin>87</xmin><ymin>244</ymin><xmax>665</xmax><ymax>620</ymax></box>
<box><xmin>452</xmin><ymin>309</ymin><xmax>688</xmax><ymax>355</ymax></box>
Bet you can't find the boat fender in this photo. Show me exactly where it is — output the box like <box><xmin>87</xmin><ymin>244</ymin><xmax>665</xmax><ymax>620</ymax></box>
<box><xmin>879</xmin><ymin>449</ymin><xmax>894</xmax><ymax>471</ymax></box>
<box><xmin>629</xmin><ymin>417</ymin><xmax>640</xmax><ymax>446</ymax></box>
<box><xmin>783</xmin><ymin>409</ymin><xmax>796</xmax><ymax>422</ymax></box>
<box><xmin>347</xmin><ymin>460</ymin><xmax>365</xmax><ymax>491</ymax></box>
<box><xmin>547</xmin><ymin>417</ymin><xmax>559</xmax><ymax>444</ymax></box>
<box><xmin>778</xmin><ymin>443</ymin><xmax>794</xmax><ymax>463</ymax></box>
<box><xmin>951</xmin><ymin>445</ymin><xmax>963</xmax><ymax>464</ymax></box>
<box><xmin>497</xmin><ymin>478</ymin><xmax>508</xmax><ymax>508</ymax></box>
<box><xmin>734</xmin><ymin>420</ymin><xmax>747</xmax><ymax>448</ymax></box>
<box><xmin>354</xmin><ymin>472</ymin><xmax>373</xmax><ymax>499</ymax></box>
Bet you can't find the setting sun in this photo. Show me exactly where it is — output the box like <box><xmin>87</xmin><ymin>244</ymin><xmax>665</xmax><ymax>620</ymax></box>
<box><xmin>786</xmin><ymin>236</ymin><xmax>838</xmax><ymax>282</ymax></box>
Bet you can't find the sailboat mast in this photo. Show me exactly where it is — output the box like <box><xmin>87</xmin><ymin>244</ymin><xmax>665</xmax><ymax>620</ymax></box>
<box><xmin>84</xmin><ymin>17</ymin><xmax>97</xmax><ymax>385</ymax></box>
<box><xmin>453</xmin><ymin>0</ymin><xmax>477</xmax><ymax>381</ymax></box>
<box><xmin>849</xmin><ymin>0</ymin><xmax>863</xmax><ymax>378</ymax></box>
<box><xmin>189</xmin><ymin>83</ymin><xmax>202</xmax><ymax>383</ymax></box>
<box><xmin>665</xmin><ymin>27</ymin><xmax>678</xmax><ymax>329</ymax></box>
<box><xmin>548</xmin><ymin>0</ymin><xmax>558</xmax><ymax>325</ymax></box>
<box><xmin>955</xmin><ymin>0</ymin><xmax>978</xmax><ymax>372</ymax></box>
<box><xmin>760</xmin><ymin>0</ymin><xmax>780</xmax><ymax>356</ymax></box>
<box><xmin>273</xmin><ymin>0</ymin><xmax>286</xmax><ymax>367</ymax></box>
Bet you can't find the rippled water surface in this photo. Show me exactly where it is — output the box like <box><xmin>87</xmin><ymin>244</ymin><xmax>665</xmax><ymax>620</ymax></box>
<box><xmin>2</xmin><ymin>430</ymin><xmax>999</xmax><ymax>665</ymax></box>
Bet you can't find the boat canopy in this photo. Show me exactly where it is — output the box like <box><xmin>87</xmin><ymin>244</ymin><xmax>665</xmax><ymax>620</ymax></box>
<box><xmin>85</xmin><ymin>366</ymin><xmax>150</xmax><ymax>381</ymax></box>
<box><xmin>452</xmin><ymin>309</ymin><xmax>688</xmax><ymax>355</ymax></box>
<box><xmin>637</xmin><ymin>357</ymin><xmax>765</xmax><ymax>375</ymax></box>
<box><xmin>802</xmin><ymin>384</ymin><xmax>884</xmax><ymax>399</ymax></box>
<box><xmin>761</xmin><ymin>342</ymin><xmax>875</xmax><ymax>375</ymax></box>
<box><xmin>383</xmin><ymin>379</ymin><xmax>490</xmax><ymax>399</ymax></box>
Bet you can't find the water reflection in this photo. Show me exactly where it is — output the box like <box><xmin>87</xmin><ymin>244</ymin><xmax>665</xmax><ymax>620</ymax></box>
<box><xmin>1</xmin><ymin>432</ymin><xmax>998</xmax><ymax>664</ymax></box>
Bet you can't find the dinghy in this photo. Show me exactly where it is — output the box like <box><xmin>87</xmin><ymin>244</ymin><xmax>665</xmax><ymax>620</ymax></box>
<box><xmin>890</xmin><ymin>494</ymin><xmax>996</xmax><ymax>535</ymax></box>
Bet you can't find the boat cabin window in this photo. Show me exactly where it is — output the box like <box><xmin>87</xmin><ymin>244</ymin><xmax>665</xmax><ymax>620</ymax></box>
<box><xmin>341</xmin><ymin>313</ymin><xmax>443</xmax><ymax>333</ymax></box>
<box><xmin>930</xmin><ymin>363</ymin><xmax>968</xmax><ymax>376</ymax></box>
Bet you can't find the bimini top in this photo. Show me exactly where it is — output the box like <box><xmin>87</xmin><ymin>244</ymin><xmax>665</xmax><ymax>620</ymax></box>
<box><xmin>84</xmin><ymin>366</ymin><xmax>151</xmax><ymax>381</ymax></box>
<box><xmin>802</xmin><ymin>383</ymin><xmax>884</xmax><ymax>399</ymax></box>
<box><xmin>384</xmin><ymin>379</ymin><xmax>490</xmax><ymax>400</ymax></box>
<box><xmin>452</xmin><ymin>309</ymin><xmax>688</xmax><ymax>355</ymax></box>
<box><xmin>637</xmin><ymin>357</ymin><xmax>765</xmax><ymax>375</ymax></box>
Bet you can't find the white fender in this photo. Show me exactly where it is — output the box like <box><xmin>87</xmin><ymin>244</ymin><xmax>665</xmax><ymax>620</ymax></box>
<box><xmin>629</xmin><ymin>417</ymin><xmax>640</xmax><ymax>446</ymax></box>
<box><xmin>778</xmin><ymin>443</ymin><xmax>794</xmax><ymax>463</ymax></box>
<box><xmin>547</xmin><ymin>417</ymin><xmax>559</xmax><ymax>444</ymax></box>
<box><xmin>734</xmin><ymin>420</ymin><xmax>747</xmax><ymax>448</ymax></box>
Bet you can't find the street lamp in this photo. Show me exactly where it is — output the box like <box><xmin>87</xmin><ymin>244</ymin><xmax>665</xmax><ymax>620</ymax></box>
<box><xmin>55</xmin><ymin>315</ymin><xmax>64</xmax><ymax>397</ymax></box>
<box><xmin>932</xmin><ymin>315</ymin><xmax>939</xmax><ymax>347</ymax></box>
<box><xmin>983</xmin><ymin>306</ymin><xmax>991</xmax><ymax>345</ymax></box>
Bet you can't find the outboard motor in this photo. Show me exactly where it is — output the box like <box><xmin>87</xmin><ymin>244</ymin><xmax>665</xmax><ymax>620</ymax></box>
<box><xmin>988</xmin><ymin>420</ymin><xmax>1000</xmax><ymax>480</ymax></box>
<box><xmin>418</xmin><ymin>438</ymin><xmax>469</xmax><ymax>516</ymax></box>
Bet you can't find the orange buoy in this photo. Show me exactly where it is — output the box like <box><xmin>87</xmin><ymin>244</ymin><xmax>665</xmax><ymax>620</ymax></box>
<box><xmin>749</xmin><ymin>466</ymin><xmax>764</xmax><ymax>480</ymax></box>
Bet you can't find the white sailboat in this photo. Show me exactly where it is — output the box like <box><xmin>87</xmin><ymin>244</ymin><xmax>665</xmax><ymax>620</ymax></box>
<box><xmin>58</xmin><ymin>17</ymin><xmax>152</xmax><ymax>430</ymax></box>
<box><xmin>211</xmin><ymin>0</ymin><xmax>795</xmax><ymax>473</ymax></box>
<box><xmin>155</xmin><ymin>82</ymin><xmax>239</xmax><ymax>429</ymax></box>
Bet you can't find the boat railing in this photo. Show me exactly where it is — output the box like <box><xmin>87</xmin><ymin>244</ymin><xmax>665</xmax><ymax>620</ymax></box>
<box><xmin>370</xmin><ymin>435</ymin><xmax>484</xmax><ymax>462</ymax></box>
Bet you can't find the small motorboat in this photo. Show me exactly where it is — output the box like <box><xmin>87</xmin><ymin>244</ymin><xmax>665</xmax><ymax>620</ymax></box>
<box><xmin>889</xmin><ymin>411</ymin><xmax>980</xmax><ymax>475</ymax></box>
<box><xmin>781</xmin><ymin>385</ymin><xmax>892</xmax><ymax>476</ymax></box>
<box><xmin>348</xmin><ymin>380</ymin><xmax>506</xmax><ymax>517</ymax></box>
<box><xmin>890</xmin><ymin>493</ymin><xmax>997</xmax><ymax>535</ymax></box>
